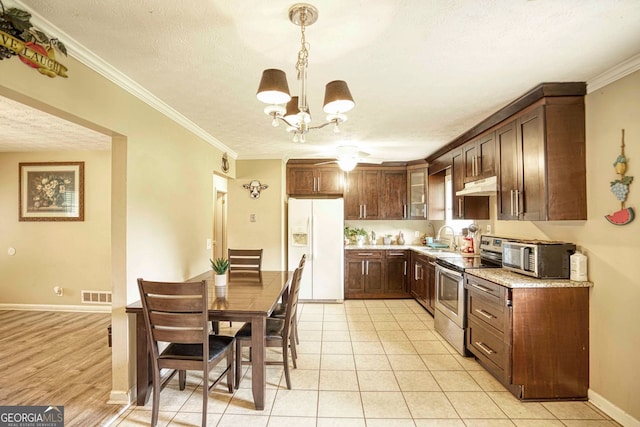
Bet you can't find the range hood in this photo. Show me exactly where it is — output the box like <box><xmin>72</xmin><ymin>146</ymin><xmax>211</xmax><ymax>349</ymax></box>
<box><xmin>456</xmin><ymin>176</ymin><xmax>497</xmax><ymax>196</ymax></box>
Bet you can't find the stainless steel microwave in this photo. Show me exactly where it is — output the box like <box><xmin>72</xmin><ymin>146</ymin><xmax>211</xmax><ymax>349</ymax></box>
<box><xmin>502</xmin><ymin>240</ymin><xmax>576</xmax><ymax>279</ymax></box>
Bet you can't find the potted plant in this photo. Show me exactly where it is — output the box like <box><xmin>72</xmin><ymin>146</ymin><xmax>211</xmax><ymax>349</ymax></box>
<box><xmin>210</xmin><ymin>258</ymin><xmax>229</xmax><ymax>287</ymax></box>
<box><xmin>344</xmin><ymin>226</ymin><xmax>368</xmax><ymax>246</ymax></box>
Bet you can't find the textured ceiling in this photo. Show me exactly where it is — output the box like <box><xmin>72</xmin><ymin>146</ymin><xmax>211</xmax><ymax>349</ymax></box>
<box><xmin>2</xmin><ymin>0</ymin><xmax>640</xmax><ymax>161</ymax></box>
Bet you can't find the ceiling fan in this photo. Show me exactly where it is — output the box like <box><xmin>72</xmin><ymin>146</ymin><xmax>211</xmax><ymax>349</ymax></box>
<box><xmin>314</xmin><ymin>145</ymin><xmax>383</xmax><ymax>171</ymax></box>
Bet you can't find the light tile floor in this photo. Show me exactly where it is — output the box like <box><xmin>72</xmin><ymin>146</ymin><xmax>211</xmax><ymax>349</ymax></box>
<box><xmin>112</xmin><ymin>299</ymin><xmax>620</xmax><ymax>427</ymax></box>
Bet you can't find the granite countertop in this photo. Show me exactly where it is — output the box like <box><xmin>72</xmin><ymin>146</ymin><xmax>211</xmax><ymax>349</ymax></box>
<box><xmin>466</xmin><ymin>268</ymin><xmax>593</xmax><ymax>289</ymax></box>
<box><xmin>344</xmin><ymin>244</ymin><xmax>463</xmax><ymax>258</ymax></box>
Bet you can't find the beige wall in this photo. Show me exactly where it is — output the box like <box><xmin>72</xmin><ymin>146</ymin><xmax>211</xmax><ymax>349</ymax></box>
<box><xmin>228</xmin><ymin>159</ymin><xmax>286</xmax><ymax>270</ymax></box>
<box><xmin>493</xmin><ymin>70</ymin><xmax>640</xmax><ymax>422</ymax></box>
<box><xmin>0</xmin><ymin>150</ymin><xmax>111</xmax><ymax>305</ymax></box>
<box><xmin>0</xmin><ymin>55</ymin><xmax>235</xmax><ymax>403</ymax></box>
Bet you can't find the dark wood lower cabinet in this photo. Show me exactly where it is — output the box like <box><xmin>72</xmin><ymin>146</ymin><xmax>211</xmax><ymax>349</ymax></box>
<box><xmin>345</xmin><ymin>250</ymin><xmax>410</xmax><ymax>298</ymax></box>
<box><xmin>409</xmin><ymin>252</ymin><xmax>436</xmax><ymax>314</ymax></box>
<box><xmin>465</xmin><ymin>273</ymin><xmax>589</xmax><ymax>400</ymax></box>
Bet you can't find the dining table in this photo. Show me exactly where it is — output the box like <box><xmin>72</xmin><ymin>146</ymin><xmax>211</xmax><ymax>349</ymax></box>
<box><xmin>125</xmin><ymin>269</ymin><xmax>293</xmax><ymax>410</ymax></box>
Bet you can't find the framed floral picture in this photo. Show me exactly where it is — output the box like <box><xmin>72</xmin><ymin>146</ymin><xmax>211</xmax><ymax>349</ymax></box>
<box><xmin>19</xmin><ymin>162</ymin><xmax>84</xmax><ymax>221</ymax></box>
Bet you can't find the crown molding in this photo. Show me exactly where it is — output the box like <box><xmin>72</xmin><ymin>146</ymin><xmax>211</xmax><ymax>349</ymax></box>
<box><xmin>587</xmin><ymin>53</ymin><xmax>640</xmax><ymax>93</ymax></box>
<box><xmin>8</xmin><ymin>0</ymin><xmax>237</xmax><ymax>159</ymax></box>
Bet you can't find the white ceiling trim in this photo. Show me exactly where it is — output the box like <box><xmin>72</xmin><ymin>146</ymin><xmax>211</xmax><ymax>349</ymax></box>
<box><xmin>587</xmin><ymin>53</ymin><xmax>640</xmax><ymax>94</ymax></box>
<box><xmin>9</xmin><ymin>0</ymin><xmax>238</xmax><ymax>159</ymax></box>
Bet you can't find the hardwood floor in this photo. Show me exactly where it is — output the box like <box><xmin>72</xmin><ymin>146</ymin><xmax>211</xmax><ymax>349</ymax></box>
<box><xmin>0</xmin><ymin>310</ymin><xmax>127</xmax><ymax>426</ymax></box>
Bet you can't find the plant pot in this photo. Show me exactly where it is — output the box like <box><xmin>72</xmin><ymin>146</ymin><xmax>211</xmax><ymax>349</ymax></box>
<box><xmin>214</xmin><ymin>273</ymin><xmax>227</xmax><ymax>287</ymax></box>
<box><xmin>383</xmin><ymin>237</ymin><xmax>392</xmax><ymax>245</ymax></box>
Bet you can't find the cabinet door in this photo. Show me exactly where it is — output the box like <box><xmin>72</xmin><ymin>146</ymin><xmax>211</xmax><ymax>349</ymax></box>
<box><xmin>316</xmin><ymin>167</ymin><xmax>344</xmax><ymax>195</ymax></box>
<box><xmin>385</xmin><ymin>251</ymin><xmax>408</xmax><ymax>294</ymax></box>
<box><xmin>344</xmin><ymin>258</ymin><xmax>364</xmax><ymax>296</ymax></box>
<box><xmin>287</xmin><ymin>167</ymin><xmax>316</xmax><ymax>195</ymax></box>
<box><xmin>408</xmin><ymin>168</ymin><xmax>428</xmax><ymax>219</ymax></box>
<box><xmin>451</xmin><ymin>149</ymin><xmax>466</xmax><ymax>220</ymax></box>
<box><xmin>477</xmin><ymin>133</ymin><xmax>496</xmax><ymax>178</ymax></box>
<box><xmin>496</xmin><ymin>121</ymin><xmax>519</xmax><ymax>220</ymax></box>
<box><xmin>344</xmin><ymin>171</ymin><xmax>363</xmax><ymax>220</ymax></box>
<box><xmin>518</xmin><ymin>106</ymin><xmax>546</xmax><ymax>221</ymax></box>
<box><xmin>381</xmin><ymin>170</ymin><xmax>407</xmax><ymax>219</ymax></box>
<box><xmin>410</xmin><ymin>256</ymin><xmax>427</xmax><ymax>302</ymax></box>
<box><xmin>360</xmin><ymin>170</ymin><xmax>381</xmax><ymax>219</ymax></box>
<box><xmin>364</xmin><ymin>259</ymin><xmax>384</xmax><ymax>294</ymax></box>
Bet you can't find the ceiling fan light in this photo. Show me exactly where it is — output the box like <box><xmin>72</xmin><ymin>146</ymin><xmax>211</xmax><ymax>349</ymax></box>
<box><xmin>257</xmin><ymin>69</ymin><xmax>291</xmax><ymax>104</ymax></box>
<box><xmin>323</xmin><ymin>80</ymin><xmax>355</xmax><ymax>114</ymax></box>
<box><xmin>337</xmin><ymin>157</ymin><xmax>358</xmax><ymax>172</ymax></box>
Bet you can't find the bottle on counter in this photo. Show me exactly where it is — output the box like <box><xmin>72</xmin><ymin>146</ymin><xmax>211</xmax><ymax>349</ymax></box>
<box><xmin>397</xmin><ymin>231</ymin><xmax>405</xmax><ymax>245</ymax></box>
<box><xmin>370</xmin><ymin>231</ymin><xmax>376</xmax><ymax>245</ymax></box>
<box><xmin>570</xmin><ymin>251</ymin><xmax>588</xmax><ymax>281</ymax></box>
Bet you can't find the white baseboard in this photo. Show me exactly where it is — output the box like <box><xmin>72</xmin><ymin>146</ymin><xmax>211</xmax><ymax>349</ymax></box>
<box><xmin>0</xmin><ymin>303</ymin><xmax>111</xmax><ymax>313</ymax></box>
<box><xmin>589</xmin><ymin>388</ymin><xmax>640</xmax><ymax>427</ymax></box>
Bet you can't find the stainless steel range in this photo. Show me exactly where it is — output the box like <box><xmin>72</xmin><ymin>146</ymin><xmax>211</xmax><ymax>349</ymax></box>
<box><xmin>434</xmin><ymin>235</ymin><xmax>503</xmax><ymax>355</ymax></box>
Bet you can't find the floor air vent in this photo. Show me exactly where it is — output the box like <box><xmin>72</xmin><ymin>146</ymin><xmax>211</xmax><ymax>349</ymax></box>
<box><xmin>81</xmin><ymin>290</ymin><xmax>112</xmax><ymax>304</ymax></box>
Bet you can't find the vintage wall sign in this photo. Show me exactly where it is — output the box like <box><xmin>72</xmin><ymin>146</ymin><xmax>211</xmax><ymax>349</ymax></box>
<box><xmin>0</xmin><ymin>2</ymin><xmax>68</xmax><ymax>78</ymax></box>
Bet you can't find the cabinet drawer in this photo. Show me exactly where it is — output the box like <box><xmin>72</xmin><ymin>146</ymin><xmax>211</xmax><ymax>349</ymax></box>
<box><xmin>465</xmin><ymin>274</ymin><xmax>506</xmax><ymax>303</ymax></box>
<box><xmin>467</xmin><ymin>317</ymin><xmax>509</xmax><ymax>380</ymax></box>
<box><xmin>468</xmin><ymin>290</ymin><xmax>507</xmax><ymax>333</ymax></box>
<box><xmin>346</xmin><ymin>250</ymin><xmax>383</xmax><ymax>259</ymax></box>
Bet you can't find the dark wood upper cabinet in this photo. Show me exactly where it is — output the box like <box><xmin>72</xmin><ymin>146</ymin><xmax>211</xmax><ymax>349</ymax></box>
<box><xmin>287</xmin><ymin>162</ymin><xmax>344</xmax><ymax>196</ymax></box>
<box><xmin>381</xmin><ymin>169</ymin><xmax>407</xmax><ymax>220</ymax></box>
<box><xmin>344</xmin><ymin>166</ymin><xmax>406</xmax><ymax>220</ymax></box>
<box><xmin>497</xmin><ymin>98</ymin><xmax>586</xmax><ymax>221</ymax></box>
<box><xmin>452</xmin><ymin>149</ymin><xmax>490</xmax><ymax>220</ymax></box>
<box><xmin>407</xmin><ymin>164</ymin><xmax>428</xmax><ymax>219</ymax></box>
<box><xmin>463</xmin><ymin>132</ymin><xmax>496</xmax><ymax>182</ymax></box>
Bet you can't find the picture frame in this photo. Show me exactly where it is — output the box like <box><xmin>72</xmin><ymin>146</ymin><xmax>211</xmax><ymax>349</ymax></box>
<box><xmin>19</xmin><ymin>161</ymin><xmax>84</xmax><ymax>221</ymax></box>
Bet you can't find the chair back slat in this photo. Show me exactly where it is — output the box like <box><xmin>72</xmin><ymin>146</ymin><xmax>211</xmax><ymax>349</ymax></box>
<box><xmin>228</xmin><ymin>249</ymin><xmax>263</xmax><ymax>277</ymax></box>
<box><xmin>153</xmin><ymin>328</ymin><xmax>204</xmax><ymax>344</ymax></box>
<box><xmin>149</xmin><ymin>311</ymin><xmax>203</xmax><ymax>328</ymax></box>
<box><xmin>146</xmin><ymin>296</ymin><xmax>203</xmax><ymax>313</ymax></box>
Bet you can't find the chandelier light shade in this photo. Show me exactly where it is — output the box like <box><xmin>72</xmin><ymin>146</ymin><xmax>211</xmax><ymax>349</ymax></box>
<box><xmin>256</xmin><ymin>69</ymin><xmax>291</xmax><ymax>105</ymax></box>
<box><xmin>256</xmin><ymin>3</ymin><xmax>355</xmax><ymax>143</ymax></box>
<box><xmin>323</xmin><ymin>80</ymin><xmax>355</xmax><ymax>114</ymax></box>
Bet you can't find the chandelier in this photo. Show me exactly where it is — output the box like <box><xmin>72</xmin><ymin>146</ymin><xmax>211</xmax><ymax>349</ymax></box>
<box><xmin>256</xmin><ymin>3</ymin><xmax>355</xmax><ymax>143</ymax></box>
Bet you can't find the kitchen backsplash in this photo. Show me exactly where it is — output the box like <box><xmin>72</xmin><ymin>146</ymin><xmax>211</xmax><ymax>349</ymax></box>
<box><xmin>344</xmin><ymin>219</ymin><xmax>492</xmax><ymax>246</ymax></box>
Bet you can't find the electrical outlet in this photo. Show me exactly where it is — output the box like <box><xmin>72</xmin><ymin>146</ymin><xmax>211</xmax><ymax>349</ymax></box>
<box><xmin>206</xmin><ymin>238</ymin><xmax>212</xmax><ymax>250</ymax></box>
<box><xmin>250</xmin><ymin>214</ymin><xmax>256</xmax><ymax>222</ymax></box>
<box><xmin>486</xmin><ymin>224</ymin><xmax>492</xmax><ymax>234</ymax></box>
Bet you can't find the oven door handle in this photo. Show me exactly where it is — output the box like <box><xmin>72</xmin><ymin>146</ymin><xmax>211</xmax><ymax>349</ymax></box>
<box><xmin>435</xmin><ymin>264</ymin><xmax>463</xmax><ymax>279</ymax></box>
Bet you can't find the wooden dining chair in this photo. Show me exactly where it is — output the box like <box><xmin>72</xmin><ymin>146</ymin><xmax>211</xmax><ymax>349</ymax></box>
<box><xmin>234</xmin><ymin>264</ymin><xmax>303</xmax><ymax>390</ymax></box>
<box><xmin>228</xmin><ymin>248</ymin><xmax>263</xmax><ymax>279</ymax></box>
<box><xmin>137</xmin><ymin>278</ymin><xmax>235</xmax><ymax>427</ymax></box>
<box><xmin>271</xmin><ymin>254</ymin><xmax>306</xmax><ymax>345</ymax></box>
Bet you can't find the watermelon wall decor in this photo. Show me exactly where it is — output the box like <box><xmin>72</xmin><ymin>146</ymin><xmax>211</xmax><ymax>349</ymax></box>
<box><xmin>605</xmin><ymin>207</ymin><xmax>635</xmax><ymax>225</ymax></box>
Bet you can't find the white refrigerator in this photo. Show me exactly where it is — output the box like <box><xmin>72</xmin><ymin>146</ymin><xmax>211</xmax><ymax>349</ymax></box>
<box><xmin>288</xmin><ymin>198</ymin><xmax>344</xmax><ymax>301</ymax></box>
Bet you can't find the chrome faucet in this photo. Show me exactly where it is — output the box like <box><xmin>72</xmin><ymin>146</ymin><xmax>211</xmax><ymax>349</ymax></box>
<box><xmin>436</xmin><ymin>225</ymin><xmax>456</xmax><ymax>249</ymax></box>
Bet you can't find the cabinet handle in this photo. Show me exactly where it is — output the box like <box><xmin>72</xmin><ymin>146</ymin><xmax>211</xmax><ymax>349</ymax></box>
<box><xmin>317</xmin><ymin>177</ymin><xmax>321</xmax><ymax>192</ymax></box>
<box><xmin>361</xmin><ymin>260</ymin><xmax>365</xmax><ymax>275</ymax></box>
<box><xmin>423</xmin><ymin>203</ymin><xmax>427</xmax><ymax>218</ymax></box>
<box><xmin>510</xmin><ymin>190</ymin><xmax>515</xmax><ymax>217</ymax></box>
<box><xmin>458</xmin><ymin>198</ymin><xmax>463</xmax><ymax>217</ymax></box>
<box><xmin>414</xmin><ymin>264</ymin><xmax>420</xmax><ymax>280</ymax></box>
<box><xmin>388</xmin><ymin>252</ymin><xmax>404</xmax><ymax>256</ymax></box>
<box><xmin>314</xmin><ymin>177</ymin><xmax>318</xmax><ymax>192</ymax></box>
<box><xmin>363</xmin><ymin>205</ymin><xmax>367</xmax><ymax>218</ymax></box>
<box><xmin>474</xmin><ymin>308</ymin><xmax>495</xmax><ymax>319</ymax></box>
<box><xmin>470</xmin><ymin>283</ymin><xmax>493</xmax><ymax>294</ymax></box>
<box><xmin>515</xmin><ymin>190</ymin><xmax>521</xmax><ymax>216</ymax></box>
<box><xmin>359</xmin><ymin>205</ymin><xmax>363</xmax><ymax>219</ymax></box>
<box><xmin>403</xmin><ymin>204</ymin><xmax>407</xmax><ymax>219</ymax></box>
<box><xmin>357</xmin><ymin>253</ymin><xmax>374</xmax><ymax>256</ymax></box>
<box><xmin>475</xmin><ymin>341</ymin><xmax>495</xmax><ymax>355</ymax></box>
<box><xmin>366</xmin><ymin>260</ymin><xmax>369</xmax><ymax>275</ymax></box>
<box><xmin>428</xmin><ymin>261</ymin><xmax>436</xmax><ymax>266</ymax></box>
<box><xmin>404</xmin><ymin>261</ymin><xmax>407</xmax><ymax>275</ymax></box>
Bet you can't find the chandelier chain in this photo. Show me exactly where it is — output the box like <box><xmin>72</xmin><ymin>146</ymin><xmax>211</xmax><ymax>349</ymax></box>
<box><xmin>295</xmin><ymin>9</ymin><xmax>309</xmax><ymax>80</ymax></box>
